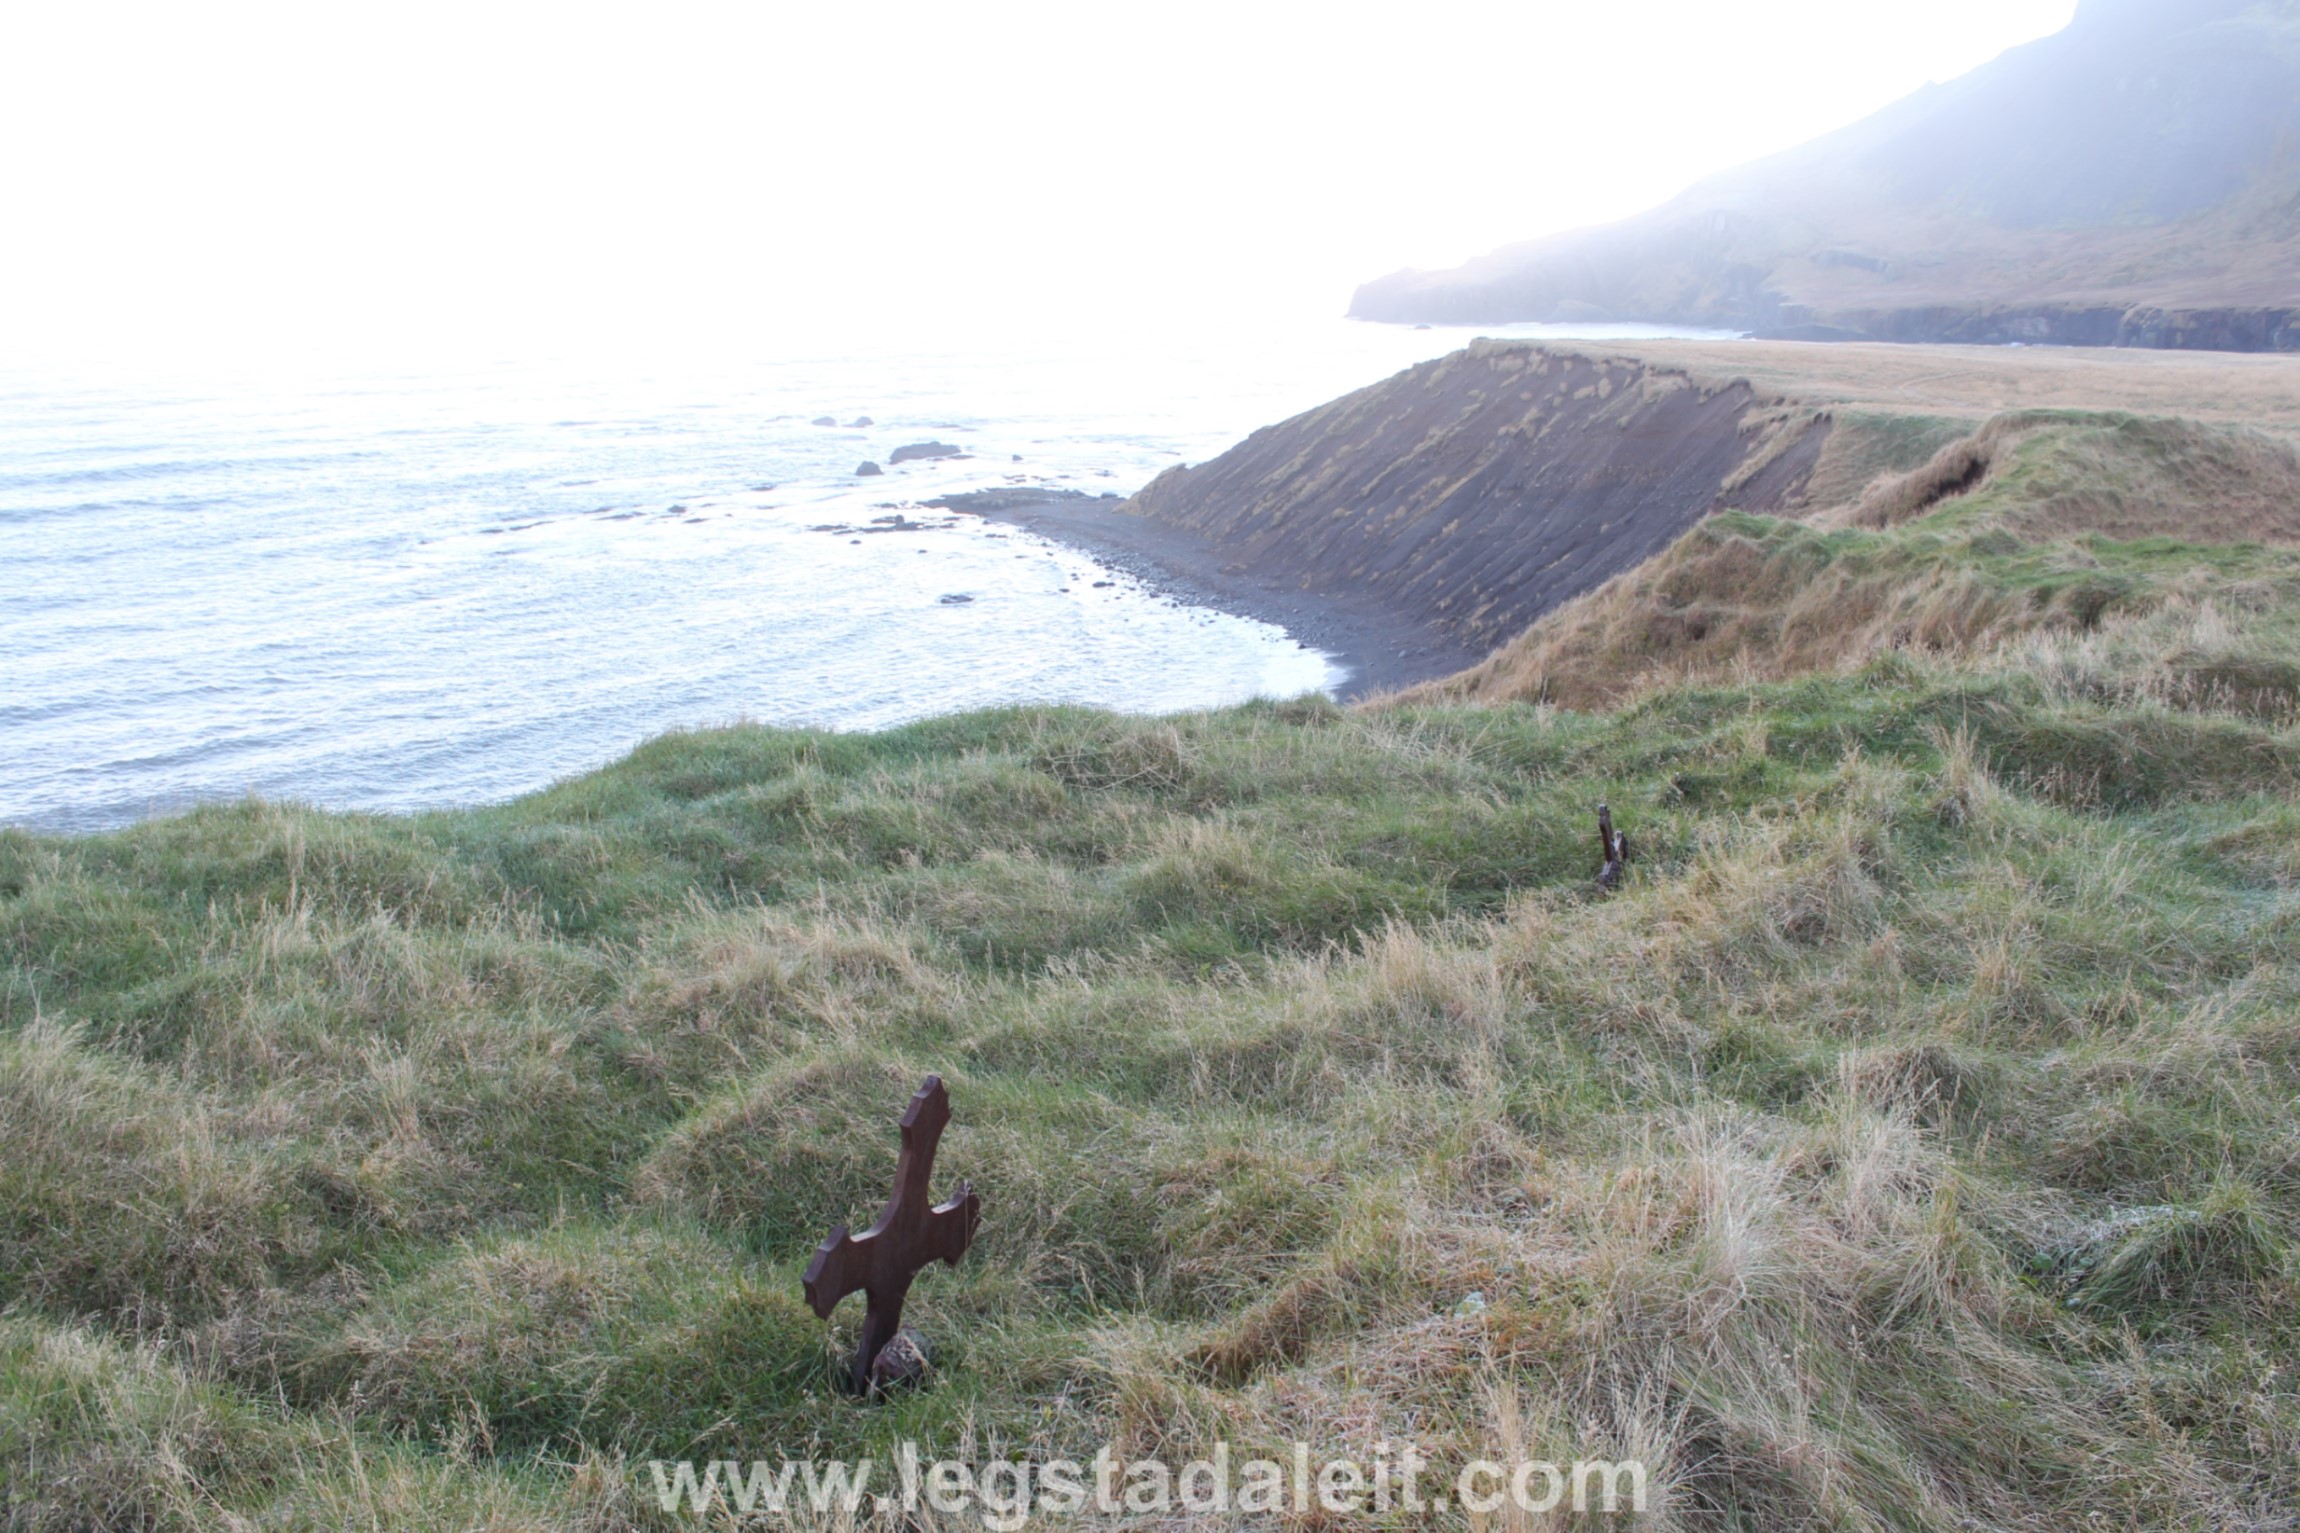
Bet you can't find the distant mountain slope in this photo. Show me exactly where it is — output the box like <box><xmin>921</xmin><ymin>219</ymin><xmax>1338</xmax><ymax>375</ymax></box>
<box><xmin>1352</xmin><ymin>0</ymin><xmax>2300</xmax><ymax>350</ymax></box>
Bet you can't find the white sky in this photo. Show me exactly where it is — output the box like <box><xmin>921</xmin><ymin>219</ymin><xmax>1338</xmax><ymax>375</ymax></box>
<box><xmin>0</xmin><ymin>0</ymin><xmax>2077</xmax><ymax>365</ymax></box>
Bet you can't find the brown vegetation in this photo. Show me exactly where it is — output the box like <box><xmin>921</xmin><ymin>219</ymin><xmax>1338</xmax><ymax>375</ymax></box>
<box><xmin>1576</xmin><ymin>339</ymin><xmax>2300</xmax><ymax>435</ymax></box>
<box><xmin>1399</xmin><ymin>344</ymin><xmax>2300</xmax><ymax>715</ymax></box>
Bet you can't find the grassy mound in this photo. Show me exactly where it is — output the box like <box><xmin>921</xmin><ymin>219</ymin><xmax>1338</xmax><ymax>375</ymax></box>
<box><xmin>1411</xmin><ymin>408</ymin><xmax>2300</xmax><ymax>714</ymax></box>
<box><xmin>5</xmin><ymin>611</ymin><xmax>2299</xmax><ymax>1528</ymax></box>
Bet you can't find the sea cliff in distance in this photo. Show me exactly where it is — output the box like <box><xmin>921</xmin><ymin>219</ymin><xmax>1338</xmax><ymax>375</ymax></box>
<box><xmin>1352</xmin><ymin>0</ymin><xmax>2300</xmax><ymax>350</ymax></box>
<box><xmin>975</xmin><ymin>334</ymin><xmax>2300</xmax><ymax>702</ymax></box>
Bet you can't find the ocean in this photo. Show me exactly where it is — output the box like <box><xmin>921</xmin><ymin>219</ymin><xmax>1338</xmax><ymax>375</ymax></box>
<box><xmin>0</xmin><ymin>319</ymin><xmax>1737</xmax><ymax>832</ymax></box>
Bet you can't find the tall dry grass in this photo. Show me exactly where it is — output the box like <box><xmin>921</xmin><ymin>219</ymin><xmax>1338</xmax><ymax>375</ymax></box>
<box><xmin>5</xmin><ymin>553</ymin><xmax>2299</xmax><ymax>1527</ymax></box>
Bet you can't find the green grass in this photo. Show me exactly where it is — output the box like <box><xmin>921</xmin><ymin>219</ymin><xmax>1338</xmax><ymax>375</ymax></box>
<box><xmin>4</xmin><ymin>611</ymin><xmax>2300</xmax><ymax>1526</ymax></box>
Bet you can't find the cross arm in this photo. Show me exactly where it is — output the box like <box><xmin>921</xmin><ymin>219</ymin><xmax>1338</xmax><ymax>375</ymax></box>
<box><xmin>801</xmin><ymin>1225</ymin><xmax>870</xmax><ymax>1320</ymax></box>
<box><xmin>926</xmin><ymin>1182</ymin><xmax>981</xmax><ymax>1268</ymax></box>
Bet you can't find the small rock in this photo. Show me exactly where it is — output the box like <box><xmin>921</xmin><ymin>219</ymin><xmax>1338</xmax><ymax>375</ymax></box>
<box><xmin>856</xmin><ymin>462</ymin><xmax>882</xmax><ymax>477</ymax></box>
<box><xmin>867</xmin><ymin>1326</ymin><xmax>933</xmax><ymax>1393</ymax></box>
<box><xmin>889</xmin><ymin>441</ymin><xmax>964</xmax><ymax>464</ymax></box>
<box><xmin>812</xmin><ymin>416</ymin><xmax>838</xmax><ymax>427</ymax></box>
<box><xmin>939</xmin><ymin>593</ymin><xmax>974</xmax><ymax>605</ymax></box>
<box><xmin>1012</xmin><ymin>454</ymin><xmax>1022</xmax><ymax>461</ymax></box>
<box><xmin>1092</xmin><ymin>580</ymin><xmax>1114</xmax><ymax>588</ymax></box>
<box><xmin>1454</xmin><ymin>1291</ymin><xmax>1487</xmax><ymax>1317</ymax></box>
<box><xmin>848</xmin><ymin>416</ymin><xmax>873</xmax><ymax>428</ymax></box>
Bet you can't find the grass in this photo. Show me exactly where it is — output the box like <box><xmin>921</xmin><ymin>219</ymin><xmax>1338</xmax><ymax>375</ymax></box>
<box><xmin>4</xmin><ymin>604</ymin><xmax>2299</xmax><ymax>1527</ymax></box>
<box><xmin>1416</xmin><ymin>405</ymin><xmax>2300</xmax><ymax>718</ymax></box>
<box><xmin>1572</xmin><ymin>340</ymin><xmax>2300</xmax><ymax>437</ymax></box>
<box><xmin>9</xmin><ymin>368</ymin><xmax>2300</xmax><ymax>1526</ymax></box>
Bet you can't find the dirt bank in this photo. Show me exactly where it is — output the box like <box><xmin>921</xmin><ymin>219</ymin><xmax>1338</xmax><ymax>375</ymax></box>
<box><xmin>1119</xmin><ymin>342</ymin><xmax>1830</xmax><ymax>655</ymax></box>
<box><xmin>945</xmin><ymin>342</ymin><xmax>1835</xmax><ymax>695</ymax></box>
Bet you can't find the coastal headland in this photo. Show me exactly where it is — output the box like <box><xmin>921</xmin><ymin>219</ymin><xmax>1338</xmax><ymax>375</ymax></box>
<box><xmin>951</xmin><ymin>337</ymin><xmax>2300</xmax><ymax>698</ymax></box>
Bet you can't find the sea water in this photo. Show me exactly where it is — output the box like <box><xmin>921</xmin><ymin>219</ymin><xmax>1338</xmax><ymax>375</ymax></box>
<box><xmin>0</xmin><ymin>319</ymin><xmax>1736</xmax><ymax>832</ymax></box>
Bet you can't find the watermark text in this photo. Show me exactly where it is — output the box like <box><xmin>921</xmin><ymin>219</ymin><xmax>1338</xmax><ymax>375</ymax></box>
<box><xmin>647</xmin><ymin>1441</ymin><xmax>1645</xmax><ymax>1527</ymax></box>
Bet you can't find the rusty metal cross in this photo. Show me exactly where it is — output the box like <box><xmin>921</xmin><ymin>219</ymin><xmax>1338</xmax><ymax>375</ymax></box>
<box><xmin>1596</xmin><ymin>802</ymin><xmax>1631</xmax><ymax>890</ymax></box>
<box><xmin>802</xmin><ymin>1074</ymin><xmax>982</xmax><ymax>1394</ymax></box>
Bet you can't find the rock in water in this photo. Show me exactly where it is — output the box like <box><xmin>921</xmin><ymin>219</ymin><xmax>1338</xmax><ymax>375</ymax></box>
<box><xmin>856</xmin><ymin>461</ymin><xmax>883</xmax><ymax>477</ymax></box>
<box><xmin>889</xmin><ymin>441</ymin><xmax>964</xmax><ymax>464</ymax></box>
<box><xmin>848</xmin><ymin>416</ymin><xmax>874</xmax><ymax>427</ymax></box>
<box><xmin>812</xmin><ymin>416</ymin><xmax>838</xmax><ymax>427</ymax></box>
<box><xmin>939</xmin><ymin>593</ymin><xmax>973</xmax><ymax>605</ymax></box>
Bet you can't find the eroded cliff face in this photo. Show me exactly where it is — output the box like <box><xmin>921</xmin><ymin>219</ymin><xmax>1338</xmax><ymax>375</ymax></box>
<box><xmin>1400</xmin><ymin>401</ymin><xmax>2300</xmax><ymax>713</ymax></box>
<box><xmin>1124</xmin><ymin>342</ymin><xmax>1830</xmax><ymax>654</ymax></box>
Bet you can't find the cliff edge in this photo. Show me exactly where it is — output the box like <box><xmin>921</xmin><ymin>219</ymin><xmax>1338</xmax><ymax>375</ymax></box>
<box><xmin>1121</xmin><ymin>341</ymin><xmax>1831</xmax><ymax>659</ymax></box>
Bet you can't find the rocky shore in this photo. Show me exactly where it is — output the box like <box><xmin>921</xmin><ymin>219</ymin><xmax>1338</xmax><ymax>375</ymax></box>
<box><xmin>932</xmin><ymin>341</ymin><xmax>1835</xmax><ymax>701</ymax></box>
<box><xmin>928</xmin><ymin>488</ymin><xmax>1478</xmax><ymax>700</ymax></box>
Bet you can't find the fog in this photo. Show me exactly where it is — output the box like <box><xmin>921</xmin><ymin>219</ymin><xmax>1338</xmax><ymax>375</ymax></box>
<box><xmin>0</xmin><ymin>0</ymin><xmax>2074</xmax><ymax>365</ymax></box>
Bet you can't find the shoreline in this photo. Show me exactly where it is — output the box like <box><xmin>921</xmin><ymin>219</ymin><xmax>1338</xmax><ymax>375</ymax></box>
<box><xmin>927</xmin><ymin>489</ymin><xmax>1481</xmax><ymax>701</ymax></box>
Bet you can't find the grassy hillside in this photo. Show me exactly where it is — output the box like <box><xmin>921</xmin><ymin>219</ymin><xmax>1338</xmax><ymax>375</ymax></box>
<box><xmin>7</xmin><ymin>559</ymin><xmax>2300</xmax><ymax>1524</ymax></box>
<box><xmin>1415</xmin><ymin>405</ymin><xmax>2300</xmax><ymax>716</ymax></box>
<box><xmin>1563</xmin><ymin>339</ymin><xmax>2300</xmax><ymax>438</ymax></box>
<box><xmin>1351</xmin><ymin>0</ymin><xmax>2300</xmax><ymax>348</ymax></box>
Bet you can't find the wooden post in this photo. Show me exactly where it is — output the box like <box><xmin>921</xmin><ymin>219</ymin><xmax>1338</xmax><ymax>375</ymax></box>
<box><xmin>1596</xmin><ymin>802</ymin><xmax>1630</xmax><ymax>890</ymax></box>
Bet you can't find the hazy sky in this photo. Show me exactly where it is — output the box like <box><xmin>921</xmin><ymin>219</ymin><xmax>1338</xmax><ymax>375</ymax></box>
<box><xmin>0</xmin><ymin>1</ymin><xmax>2077</xmax><ymax>364</ymax></box>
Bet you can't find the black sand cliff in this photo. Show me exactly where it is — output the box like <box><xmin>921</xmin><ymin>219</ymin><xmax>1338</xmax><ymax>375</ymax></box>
<box><xmin>948</xmin><ymin>342</ymin><xmax>1831</xmax><ymax>694</ymax></box>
